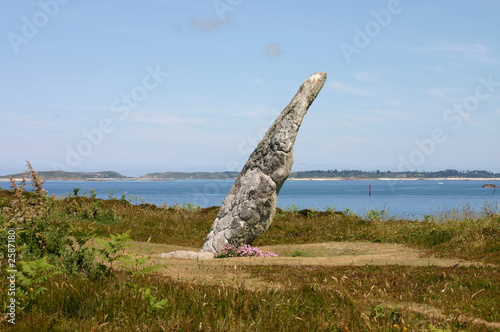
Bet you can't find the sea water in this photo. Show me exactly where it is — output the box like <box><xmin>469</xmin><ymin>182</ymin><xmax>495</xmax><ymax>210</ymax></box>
<box><xmin>1</xmin><ymin>179</ymin><xmax>499</xmax><ymax>219</ymax></box>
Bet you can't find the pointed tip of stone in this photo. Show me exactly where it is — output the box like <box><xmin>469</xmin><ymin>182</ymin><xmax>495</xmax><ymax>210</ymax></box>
<box><xmin>308</xmin><ymin>71</ymin><xmax>327</xmax><ymax>82</ymax></box>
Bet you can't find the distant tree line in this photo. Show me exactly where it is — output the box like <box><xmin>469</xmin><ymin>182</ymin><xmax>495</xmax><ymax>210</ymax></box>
<box><xmin>290</xmin><ymin>169</ymin><xmax>500</xmax><ymax>179</ymax></box>
<box><xmin>142</xmin><ymin>172</ymin><xmax>239</xmax><ymax>180</ymax></box>
<box><xmin>1</xmin><ymin>170</ymin><xmax>126</xmax><ymax>180</ymax></box>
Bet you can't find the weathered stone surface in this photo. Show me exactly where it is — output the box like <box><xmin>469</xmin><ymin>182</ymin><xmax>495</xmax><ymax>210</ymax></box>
<box><xmin>157</xmin><ymin>250</ymin><xmax>214</xmax><ymax>260</ymax></box>
<box><xmin>201</xmin><ymin>72</ymin><xmax>327</xmax><ymax>254</ymax></box>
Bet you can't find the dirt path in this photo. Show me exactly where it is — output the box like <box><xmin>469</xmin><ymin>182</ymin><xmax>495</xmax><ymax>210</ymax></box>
<box><xmin>128</xmin><ymin>241</ymin><xmax>478</xmax><ymax>289</ymax></box>
<box><xmin>125</xmin><ymin>241</ymin><xmax>500</xmax><ymax>329</ymax></box>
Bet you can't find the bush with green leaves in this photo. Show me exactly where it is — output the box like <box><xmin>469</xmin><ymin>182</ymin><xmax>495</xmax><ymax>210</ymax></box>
<box><xmin>364</xmin><ymin>209</ymin><xmax>387</xmax><ymax>221</ymax></box>
<box><xmin>0</xmin><ymin>164</ymin><xmax>70</xmax><ymax>262</ymax></box>
<box><xmin>15</xmin><ymin>257</ymin><xmax>62</xmax><ymax>310</ymax></box>
<box><xmin>65</xmin><ymin>197</ymin><xmax>119</xmax><ymax>226</ymax></box>
<box><xmin>0</xmin><ymin>164</ymin><xmax>169</xmax><ymax>316</ymax></box>
<box><xmin>0</xmin><ymin>164</ymin><xmax>107</xmax><ymax>279</ymax></box>
<box><xmin>291</xmin><ymin>250</ymin><xmax>310</xmax><ymax>257</ymax></box>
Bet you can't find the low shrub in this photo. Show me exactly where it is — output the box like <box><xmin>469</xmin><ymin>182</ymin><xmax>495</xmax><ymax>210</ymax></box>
<box><xmin>216</xmin><ymin>244</ymin><xmax>278</xmax><ymax>258</ymax></box>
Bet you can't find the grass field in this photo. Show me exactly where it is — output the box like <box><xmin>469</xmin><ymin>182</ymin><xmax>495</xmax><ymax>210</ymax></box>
<box><xmin>0</xmin><ymin>165</ymin><xmax>499</xmax><ymax>331</ymax></box>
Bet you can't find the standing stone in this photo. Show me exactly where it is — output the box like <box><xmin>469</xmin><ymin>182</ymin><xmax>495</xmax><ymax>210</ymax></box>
<box><xmin>201</xmin><ymin>72</ymin><xmax>327</xmax><ymax>254</ymax></box>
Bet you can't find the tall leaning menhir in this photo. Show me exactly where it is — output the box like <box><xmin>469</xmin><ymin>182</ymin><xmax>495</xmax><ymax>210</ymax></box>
<box><xmin>201</xmin><ymin>72</ymin><xmax>327</xmax><ymax>254</ymax></box>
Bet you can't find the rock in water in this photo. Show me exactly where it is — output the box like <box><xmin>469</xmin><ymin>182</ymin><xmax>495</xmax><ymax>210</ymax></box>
<box><xmin>201</xmin><ymin>72</ymin><xmax>327</xmax><ymax>254</ymax></box>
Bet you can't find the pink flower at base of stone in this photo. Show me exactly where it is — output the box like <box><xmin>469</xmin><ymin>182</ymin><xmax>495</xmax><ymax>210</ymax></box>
<box><xmin>216</xmin><ymin>244</ymin><xmax>278</xmax><ymax>258</ymax></box>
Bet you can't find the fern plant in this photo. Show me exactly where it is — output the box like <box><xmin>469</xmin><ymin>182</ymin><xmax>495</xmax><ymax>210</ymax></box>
<box><xmin>118</xmin><ymin>255</ymin><xmax>166</xmax><ymax>277</ymax></box>
<box><xmin>140</xmin><ymin>286</ymin><xmax>169</xmax><ymax>313</ymax></box>
<box><xmin>126</xmin><ymin>284</ymin><xmax>169</xmax><ymax>313</ymax></box>
<box><xmin>15</xmin><ymin>257</ymin><xmax>62</xmax><ymax>309</ymax></box>
<box><xmin>284</xmin><ymin>204</ymin><xmax>299</xmax><ymax>215</ymax></box>
<box><xmin>95</xmin><ymin>231</ymin><xmax>132</xmax><ymax>266</ymax></box>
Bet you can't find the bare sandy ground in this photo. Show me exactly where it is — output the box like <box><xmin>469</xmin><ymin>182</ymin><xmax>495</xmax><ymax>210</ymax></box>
<box><xmin>127</xmin><ymin>241</ymin><xmax>479</xmax><ymax>290</ymax></box>
<box><xmin>126</xmin><ymin>241</ymin><xmax>500</xmax><ymax>329</ymax></box>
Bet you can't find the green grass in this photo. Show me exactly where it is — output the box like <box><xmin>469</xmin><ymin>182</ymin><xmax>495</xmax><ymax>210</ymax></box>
<box><xmin>244</xmin><ymin>265</ymin><xmax>500</xmax><ymax>326</ymax></box>
<box><xmin>2</xmin><ymin>264</ymin><xmax>499</xmax><ymax>331</ymax></box>
<box><xmin>256</xmin><ymin>208</ymin><xmax>500</xmax><ymax>265</ymax></box>
<box><xmin>0</xmin><ymin>164</ymin><xmax>499</xmax><ymax>331</ymax></box>
<box><xmin>67</xmin><ymin>199</ymin><xmax>499</xmax><ymax>265</ymax></box>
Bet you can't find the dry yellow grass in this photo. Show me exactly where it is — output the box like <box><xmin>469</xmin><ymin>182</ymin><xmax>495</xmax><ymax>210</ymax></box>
<box><xmin>124</xmin><ymin>240</ymin><xmax>482</xmax><ymax>291</ymax></box>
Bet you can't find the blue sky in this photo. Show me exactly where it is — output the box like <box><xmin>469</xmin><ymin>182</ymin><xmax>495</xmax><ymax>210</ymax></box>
<box><xmin>1</xmin><ymin>0</ymin><xmax>499</xmax><ymax>176</ymax></box>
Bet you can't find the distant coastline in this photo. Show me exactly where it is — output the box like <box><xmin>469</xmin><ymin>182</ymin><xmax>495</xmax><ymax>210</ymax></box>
<box><xmin>288</xmin><ymin>177</ymin><xmax>500</xmax><ymax>181</ymax></box>
<box><xmin>4</xmin><ymin>177</ymin><xmax>500</xmax><ymax>182</ymax></box>
<box><xmin>1</xmin><ymin>168</ymin><xmax>500</xmax><ymax>183</ymax></box>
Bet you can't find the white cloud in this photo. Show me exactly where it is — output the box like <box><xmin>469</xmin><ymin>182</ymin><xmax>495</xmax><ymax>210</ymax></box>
<box><xmin>428</xmin><ymin>87</ymin><xmax>468</xmax><ymax>101</ymax></box>
<box><xmin>252</xmin><ymin>77</ymin><xmax>263</xmax><ymax>86</ymax></box>
<box><xmin>265</xmin><ymin>43</ymin><xmax>282</xmax><ymax>57</ymax></box>
<box><xmin>371</xmin><ymin>108</ymin><xmax>415</xmax><ymax>121</ymax></box>
<box><xmin>189</xmin><ymin>17</ymin><xmax>229</xmax><ymax>32</ymax></box>
<box><xmin>336</xmin><ymin>119</ymin><xmax>361</xmax><ymax>130</ymax></box>
<box><xmin>101</xmin><ymin>28</ymin><xmax>143</xmax><ymax>35</ymax></box>
<box><xmin>134</xmin><ymin>114</ymin><xmax>203</xmax><ymax>126</ymax></box>
<box><xmin>237</xmin><ymin>106</ymin><xmax>280</xmax><ymax>119</ymax></box>
<box><xmin>415</xmin><ymin>43</ymin><xmax>498</xmax><ymax>64</ymax></box>
<box><xmin>330</xmin><ymin>81</ymin><xmax>373</xmax><ymax>97</ymax></box>
<box><xmin>352</xmin><ymin>71</ymin><xmax>379</xmax><ymax>83</ymax></box>
<box><xmin>335</xmin><ymin>108</ymin><xmax>417</xmax><ymax>130</ymax></box>
<box><xmin>427</xmin><ymin>64</ymin><xmax>446</xmax><ymax>74</ymax></box>
<box><xmin>339</xmin><ymin>113</ymin><xmax>384</xmax><ymax>125</ymax></box>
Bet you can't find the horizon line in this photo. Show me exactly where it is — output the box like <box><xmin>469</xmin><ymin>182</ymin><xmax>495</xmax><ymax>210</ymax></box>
<box><xmin>2</xmin><ymin>168</ymin><xmax>500</xmax><ymax>178</ymax></box>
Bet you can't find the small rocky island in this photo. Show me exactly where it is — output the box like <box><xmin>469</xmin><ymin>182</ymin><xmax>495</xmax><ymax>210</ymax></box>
<box><xmin>482</xmin><ymin>183</ymin><xmax>499</xmax><ymax>188</ymax></box>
